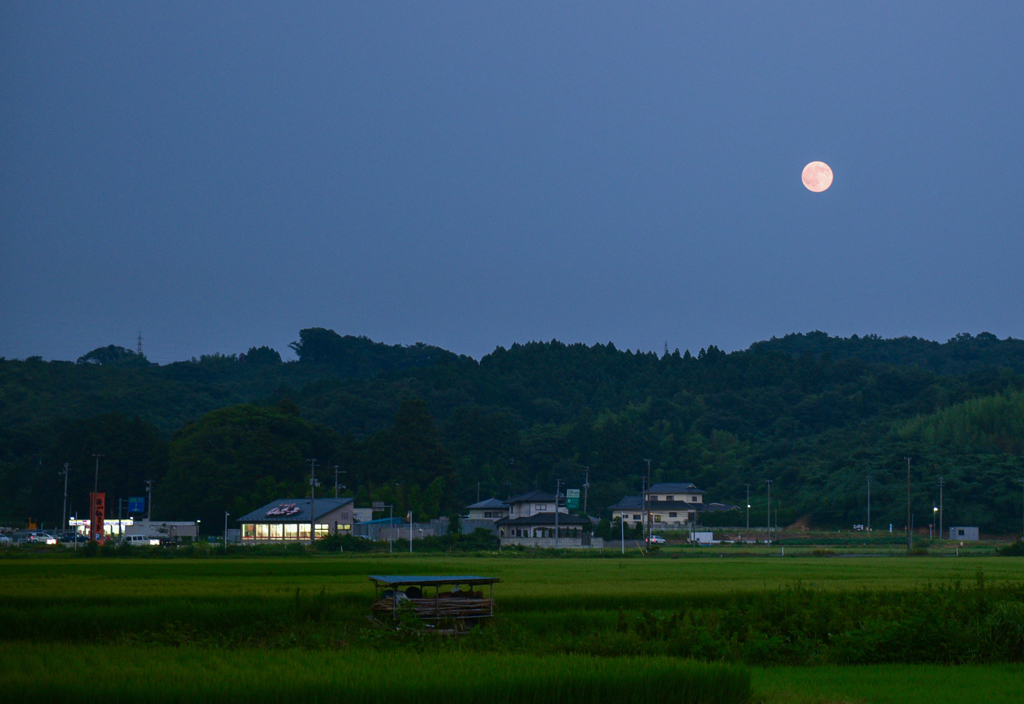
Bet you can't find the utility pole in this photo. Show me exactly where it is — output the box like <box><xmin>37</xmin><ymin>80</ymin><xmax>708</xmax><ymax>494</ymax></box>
<box><xmin>938</xmin><ymin>476</ymin><xmax>945</xmax><ymax>540</ymax></box>
<box><xmin>640</xmin><ymin>476</ymin><xmax>647</xmax><ymax>546</ymax></box>
<box><xmin>583</xmin><ymin>467</ymin><xmax>591</xmax><ymax>515</ymax></box>
<box><xmin>306</xmin><ymin>458</ymin><xmax>318</xmax><ymax>544</ymax></box>
<box><xmin>224</xmin><ymin>512</ymin><xmax>230</xmax><ymax>552</ymax></box>
<box><xmin>477</xmin><ymin>482</ymin><xmax>480</xmax><ymax>504</ymax></box>
<box><xmin>764</xmin><ymin>480</ymin><xmax>773</xmax><ymax>544</ymax></box>
<box><xmin>145</xmin><ymin>479</ymin><xmax>153</xmax><ymax>522</ymax></box>
<box><xmin>745</xmin><ymin>483</ymin><xmax>750</xmax><ymax>530</ymax></box>
<box><xmin>333</xmin><ymin>465</ymin><xmax>345</xmax><ymax>499</ymax></box>
<box><xmin>905</xmin><ymin>457</ymin><xmax>912</xmax><ymax>552</ymax></box>
<box><xmin>554</xmin><ymin>479</ymin><xmax>562</xmax><ymax>550</ymax></box>
<box><xmin>644</xmin><ymin>459</ymin><xmax>652</xmax><ymax>549</ymax></box>
<box><xmin>61</xmin><ymin>463</ymin><xmax>71</xmax><ymax>533</ymax></box>
<box><xmin>1016</xmin><ymin>479</ymin><xmax>1024</xmax><ymax>540</ymax></box>
<box><xmin>867</xmin><ymin>475</ymin><xmax>871</xmax><ymax>533</ymax></box>
<box><xmin>508</xmin><ymin>458</ymin><xmax>515</xmax><ymax>498</ymax></box>
<box><xmin>91</xmin><ymin>454</ymin><xmax>103</xmax><ymax>541</ymax></box>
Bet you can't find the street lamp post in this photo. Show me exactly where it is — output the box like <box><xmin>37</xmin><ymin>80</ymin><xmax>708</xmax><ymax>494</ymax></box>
<box><xmin>306</xmin><ymin>459</ymin><xmax>318</xmax><ymax>544</ymax></box>
<box><xmin>61</xmin><ymin>463</ymin><xmax>71</xmax><ymax>534</ymax></box>
<box><xmin>866</xmin><ymin>475</ymin><xmax>871</xmax><ymax>533</ymax></box>
<box><xmin>905</xmin><ymin>457</ymin><xmax>912</xmax><ymax>553</ymax></box>
<box><xmin>745</xmin><ymin>483</ymin><xmax>750</xmax><ymax>530</ymax></box>
<box><xmin>224</xmin><ymin>511</ymin><xmax>230</xmax><ymax>552</ymax></box>
<box><xmin>764</xmin><ymin>480</ymin><xmax>773</xmax><ymax>544</ymax></box>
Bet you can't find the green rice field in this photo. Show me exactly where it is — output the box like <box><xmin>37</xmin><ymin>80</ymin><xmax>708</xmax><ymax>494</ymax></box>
<box><xmin>1</xmin><ymin>553</ymin><xmax>1022</xmax><ymax>703</ymax></box>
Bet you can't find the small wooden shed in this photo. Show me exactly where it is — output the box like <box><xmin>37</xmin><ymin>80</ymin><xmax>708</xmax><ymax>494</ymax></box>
<box><xmin>369</xmin><ymin>575</ymin><xmax>500</xmax><ymax>625</ymax></box>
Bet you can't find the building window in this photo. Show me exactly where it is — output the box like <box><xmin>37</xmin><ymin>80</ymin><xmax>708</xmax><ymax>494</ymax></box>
<box><xmin>667</xmin><ymin>495</ymin><xmax>674</xmax><ymax>501</ymax></box>
<box><xmin>284</xmin><ymin>524</ymin><xmax>298</xmax><ymax>540</ymax></box>
<box><xmin>243</xmin><ymin>524</ymin><xmax>255</xmax><ymax>539</ymax></box>
<box><xmin>633</xmin><ymin>514</ymin><xmax>641</xmax><ymax>520</ymax></box>
<box><xmin>315</xmin><ymin>524</ymin><xmax>329</xmax><ymax>539</ymax></box>
<box><xmin>691</xmin><ymin>496</ymin><xmax>698</xmax><ymax>502</ymax></box>
<box><xmin>669</xmin><ymin>512</ymin><xmax>678</xmax><ymax>518</ymax></box>
<box><xmin>654</xmin><ymin>515</ymin><xmax>662</xmax><ymax>522</ymax></box>
<box><xmin>535</xmin><ymin>504</ymin><xmax>547</xmax><ymax>511</ymax></box>
<box><xmin>256</xmin><ymin>524</ymin><xmax>269</xmax><ymax>540</ymax></box>
<box><xmin>269</xmin><ymin>524</ymin><xmax>283</xmax><ymax>540</ymax></box>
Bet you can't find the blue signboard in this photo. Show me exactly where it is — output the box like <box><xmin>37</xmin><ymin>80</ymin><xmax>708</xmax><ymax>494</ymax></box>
<box><xmin>128</xmin><ymin>497</ymin><xmax>145</xmax><ymax>514</ymax></box>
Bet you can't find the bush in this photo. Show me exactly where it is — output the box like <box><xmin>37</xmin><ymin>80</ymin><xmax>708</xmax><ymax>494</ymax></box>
<box><xmin>998</xmin><ymin>540</ymin><xmax>1024</xmax><ymax>556</ymax></box>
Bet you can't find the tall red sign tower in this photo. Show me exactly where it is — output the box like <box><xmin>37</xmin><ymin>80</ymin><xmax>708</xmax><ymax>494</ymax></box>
<box><xmin>89</xmin><ymin>492</ymin><xmax>106</xmax><ymax>541</ymax></box>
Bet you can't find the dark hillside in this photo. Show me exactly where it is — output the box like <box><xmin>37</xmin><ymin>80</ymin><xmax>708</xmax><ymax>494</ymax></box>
<box><xmin>3</xmin><ymin>330</ymin><xmax>1024</xmax><ymax>533</ymax></box>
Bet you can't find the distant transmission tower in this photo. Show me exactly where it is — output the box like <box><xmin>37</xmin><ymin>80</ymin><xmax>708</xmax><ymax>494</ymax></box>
<box><xmin>137</xmin><ymin>331</ymin><xmax>143</xmax><ymax>357</ymax></box>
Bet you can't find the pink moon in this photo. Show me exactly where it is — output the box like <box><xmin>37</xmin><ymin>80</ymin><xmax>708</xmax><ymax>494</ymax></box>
<box><xmin>801</xmin><ymin>161</ymin><xmax>833</xmax><ymax>192</ymax></box>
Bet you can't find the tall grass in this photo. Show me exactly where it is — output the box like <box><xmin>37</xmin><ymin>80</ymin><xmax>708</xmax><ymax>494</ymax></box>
<box><xmin>0</xmin><ymin>645</ymin><xmax>751</xmax><ymax>704</ymax></box>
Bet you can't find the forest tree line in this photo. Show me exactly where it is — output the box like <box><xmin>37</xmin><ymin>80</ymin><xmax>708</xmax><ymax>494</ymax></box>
<box><xmin>2</xmin><ymin>328</ymin><xmax>1024</xmax><ymax>533</ymax></box>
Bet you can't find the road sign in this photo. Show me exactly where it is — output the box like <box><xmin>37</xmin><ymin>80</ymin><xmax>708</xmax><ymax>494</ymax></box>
<box><xmin>566</xmin><ymin>489</ymin><xmax>580</xmax><ymax>510</ymax></box>
<box><xmin>128</xmin><ymin>497</ymin><xmax>145</xmax><ymax>513</ymax></box>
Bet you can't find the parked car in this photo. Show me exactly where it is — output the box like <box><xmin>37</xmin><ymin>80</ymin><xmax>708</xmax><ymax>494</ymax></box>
<box><xmin>649</xmin><ymin>535</ymin><xmax>666</xmax><ymax>544</ymax></box>
<box><xmin>123</xmin><ymin>534</ymin><xmax>161</xmax><ymax>546</ymax></box>
<box><xmin>24</xmin><ymin>532</ymin><xmax>58</xmax><ymax>545</ymax></box>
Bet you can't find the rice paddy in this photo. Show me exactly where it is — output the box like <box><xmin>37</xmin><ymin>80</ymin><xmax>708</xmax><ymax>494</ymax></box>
<box><xmin>1</xmin><ymin>553</ymin><xmax>1022</xmax><ymax>703</ymax></box>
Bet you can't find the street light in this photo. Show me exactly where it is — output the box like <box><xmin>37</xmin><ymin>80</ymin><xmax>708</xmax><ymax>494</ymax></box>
<box><xmin>224</xmin><ymin>512</ymin><xmax>230</xmax><ymax>552</ymax></box>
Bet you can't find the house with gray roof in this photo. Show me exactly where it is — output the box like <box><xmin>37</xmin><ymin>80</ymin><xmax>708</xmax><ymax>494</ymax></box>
<box><xmin>610</xmin><ymin>482</ymin><xmax>735</xmax><ymax>530</ymax></box>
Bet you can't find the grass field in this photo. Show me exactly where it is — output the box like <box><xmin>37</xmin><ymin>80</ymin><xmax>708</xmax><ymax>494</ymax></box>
<box><xmin>1</xmin><ymin>553</ymin><xmax>1022</xmax><ymax>703</ymax></box>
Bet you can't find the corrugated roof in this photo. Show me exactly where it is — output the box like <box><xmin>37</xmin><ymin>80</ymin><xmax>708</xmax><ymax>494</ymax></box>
<box><xmin>369</xmin><ymin>575</ymin><xmax>500</xmax><ymax>587</ymax></box>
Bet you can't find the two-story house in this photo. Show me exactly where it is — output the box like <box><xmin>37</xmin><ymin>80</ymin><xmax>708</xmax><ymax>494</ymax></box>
<box><xmin>609</xmin><ymin>482</ymin><xmax>704</xmax><ymax>529</ymax></box>
<box><xmin>494</xmin><ymin>490</ymin><xmax>599</xmax><ymax>548</ymax></box>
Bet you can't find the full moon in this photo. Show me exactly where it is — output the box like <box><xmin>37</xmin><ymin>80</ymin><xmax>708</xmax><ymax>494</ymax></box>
<box><xmin>801</xmin><ymin>161</ymin><xmax>833</xmax><ymax>192</ymax></box>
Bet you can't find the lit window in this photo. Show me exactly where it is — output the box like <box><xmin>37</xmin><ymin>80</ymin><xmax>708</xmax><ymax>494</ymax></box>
<box><xmin>270</xmin><ymin>524</ymin><xmax>283</xmax><ymax>539</ymax></box>
<box><xmin>284</xmin><ymin>524</ymin><xmax>298</xmax><ymax>539</ymax></box>
<box><xmin>654</xmin><ymin>515</ymin><xmax>662</xmax><ymax>522</ymax></box>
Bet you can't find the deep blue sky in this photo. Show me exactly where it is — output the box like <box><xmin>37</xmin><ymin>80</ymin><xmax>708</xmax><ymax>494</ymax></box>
<box><xmin>3</xmin><ymin>2</ymin><xmax>1022</xmax><ymax>364</ymax></box>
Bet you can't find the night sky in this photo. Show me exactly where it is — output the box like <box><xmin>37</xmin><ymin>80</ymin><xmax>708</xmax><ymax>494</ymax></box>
<box><xmin>3</xmin><ymin>3</ymin><xmax>1022</xmax><ymax>364</ymax></box>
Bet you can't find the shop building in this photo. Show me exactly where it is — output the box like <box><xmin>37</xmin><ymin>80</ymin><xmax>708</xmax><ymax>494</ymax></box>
<box><xmin>238</xmin><ymin>498</ymin><xmax>355</xmax><ymax>543</ymax></box>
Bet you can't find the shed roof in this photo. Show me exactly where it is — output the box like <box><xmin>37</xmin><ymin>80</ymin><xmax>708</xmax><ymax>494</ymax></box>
<box><xmin>369</xmin><ymin>575</ymin><xmax>500</xmax><ymax>587</ymax></box>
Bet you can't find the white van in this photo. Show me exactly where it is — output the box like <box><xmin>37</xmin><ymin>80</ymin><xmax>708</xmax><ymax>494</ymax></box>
<box><xmin>123</xmin><ymin>535</ymin><xmax>160</xmax><ymax>546</ymax></box>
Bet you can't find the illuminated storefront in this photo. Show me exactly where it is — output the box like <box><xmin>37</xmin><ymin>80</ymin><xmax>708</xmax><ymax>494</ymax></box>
<box><xmin>238</xmin><ymin>498</ymin><xmax>355</xmax><ymax>543</ymax></box>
